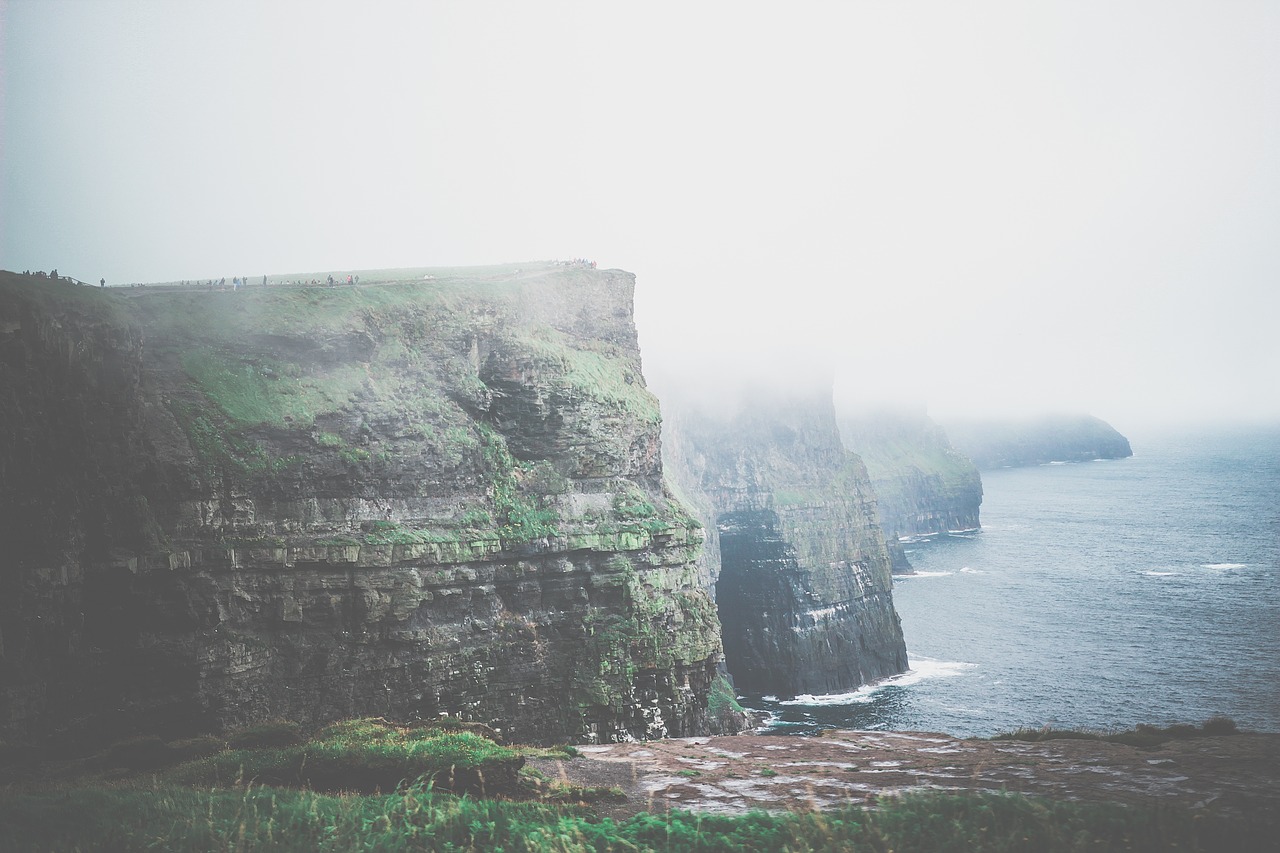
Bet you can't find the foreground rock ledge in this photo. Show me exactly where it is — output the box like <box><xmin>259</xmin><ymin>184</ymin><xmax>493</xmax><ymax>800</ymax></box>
<box><xmin>527</xmin><ymin>730</ymin><xmax>1280</xmax><ymax>821</ymax></box>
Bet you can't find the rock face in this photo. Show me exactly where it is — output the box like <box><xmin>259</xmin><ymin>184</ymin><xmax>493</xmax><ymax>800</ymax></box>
<box><xmin>838</xmin><ymin>408</ymin><xmax>983</xmax><ymax>539</ymax></box>
<box><xmin>0</xmin><ymin>266</ymin><xmax>722</xmax><ymax>748</ymax></box>
<box><xmin>662</xmin><ymin>387</ymin><xmax>908</xmax><ymax>698</ymax></box>
<box><xmin>942</xmin><ymin>414</ymin><xmax>1133</xmax><ymax>469</ymax></box>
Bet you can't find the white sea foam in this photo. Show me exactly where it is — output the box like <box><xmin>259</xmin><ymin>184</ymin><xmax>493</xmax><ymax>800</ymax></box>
<box><xmin>959</xmin><ymin>567</ymin><xmax>982</xmax><ymax>574</ymax></box>
<box><xmin>1202</xmin><ymin>563</ymin><xmax>1247</xmax><ymax>570</ymax></box>
<box><xmin>1142</xmin><ymin>571</ymin><xmax>1177</xmax><ymax>577</ymax></box>
<box><xmin>893</xmin><ymin>570</ymin><xmax>954</xmax><ymax>580</ymax></box>
<box><xmin>778</xmin><ymin>656</ymin><xmax>975</xmax><ymax>706</ymax></box>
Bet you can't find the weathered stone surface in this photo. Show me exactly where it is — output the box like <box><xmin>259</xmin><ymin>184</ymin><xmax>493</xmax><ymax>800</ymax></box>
<box><xmin>663</xmin><ymin>386</ymin><xmax>908</xmax><ymax>698</ymax></box>
<box><xmin>0</xmin><ymin>266</ymin><xmax>721</xmax><ymax>748</ymax></box>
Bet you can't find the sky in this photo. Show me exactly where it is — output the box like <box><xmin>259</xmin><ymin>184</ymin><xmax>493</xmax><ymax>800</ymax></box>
<box><xmin>3</xmin><ymin>1</ymin><xmax>1277</xmax><ymax>429</ymax></box>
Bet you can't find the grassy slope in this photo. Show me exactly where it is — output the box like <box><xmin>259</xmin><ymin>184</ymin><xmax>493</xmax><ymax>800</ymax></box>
<box><xmin>122</xmin><ymin>270</ymin><xmax>674</xmax><ymax>545</ymax></box>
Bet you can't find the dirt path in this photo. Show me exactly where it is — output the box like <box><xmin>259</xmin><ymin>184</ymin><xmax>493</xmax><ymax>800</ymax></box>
<box><xmin>529</xmin><ymin>731</ymin><xmax>1280</xmax><ymax>822</ymax></box>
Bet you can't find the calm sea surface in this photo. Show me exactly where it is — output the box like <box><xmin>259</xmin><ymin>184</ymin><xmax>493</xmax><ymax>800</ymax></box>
<box><xmin>753</xmin><ymin>425</ymin><xmax>1280</xmax><ymax>736</ymax></box>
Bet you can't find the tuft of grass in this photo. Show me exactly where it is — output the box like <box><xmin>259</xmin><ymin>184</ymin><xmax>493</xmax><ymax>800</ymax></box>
<box><xmin>95</xmin><ymin>736</ymin><xmax>172</xmax><ymax>771</ymax></box>
<box><xmin>164</xmin><ymin>736</ymin><xmax>225</xmax><ymax>763</ymax></box>
<box><xmin>316</xmin><ymin>431</ymin><xmax>345</xmax><ymax>447</ymax></box>
<box><xmin>1201</xmin><ymin>715</ymin><xmax>1239</xmax><ymax>736</ymax></box>
<box><xmin>167</xmin><ymin>717</ymin><xmax>522</xmax><ymax>796</ymax></box>
<box><xmin>517</xmin><ymin>744</ymin><xmax>581</xmax><ymax>761</ymax></box>
<box><xmin>226</xmin><ymin>719</ymin><xmax>304</xmax><ymax>749</ymax></box>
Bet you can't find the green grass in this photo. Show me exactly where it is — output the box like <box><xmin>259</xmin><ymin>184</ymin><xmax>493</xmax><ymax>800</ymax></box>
<box><xmin>707</xmin><ymin>672</ymin><xmax>746</xmax><ymax>725</ymax></box>
<box><xmin>1</xmin><ymin>786</ymin><xmax>1271</xmax><ymax>852</ymax></box>
<box><xmin>164</xmin><ymin>718</ymin><xmax>522</xmax><ymax>796</ymax></box>
<box><xmin>524</xmin><ymin>328</ymin><xmax>662</xmax><ymax>425</ymax></box>
<box><xmin>479</xmin><ymin>424</ymin><xmax>560</xmax><ymax>542</ymax></box>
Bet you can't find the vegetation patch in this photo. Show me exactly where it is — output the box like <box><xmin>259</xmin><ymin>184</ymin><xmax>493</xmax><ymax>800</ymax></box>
<box><xmin>479</xmin><ymin>424</ymin><xmax>560</xmax><ymax>542</ymax></box>
<box><xmin>4</xmin><ymin>786</ymin><xmax>1271</xmax><ymax>853</ymax></box>
<box><xmin>166</xmin><ymin>717</ymin><xmax>523</xmax><ymax>796</ymax></box>
<box><xmin>991</xmin><ymin>717</ymin><xmax>1240</xmax><ymax>749</ymax></box>
<box><xmin>226</xmin><ymin>719</ymin><xmax>304</xmax><ymax>749</ymax></box>
<box><xmin>708</xmin><ymin>672</ymin><xmax>747</xmax><ymax>728</ymax></box>
<box><xmin>524</xmin><ymin>329</ymin><xmax>661</xmax><ymax>425</ymax></box>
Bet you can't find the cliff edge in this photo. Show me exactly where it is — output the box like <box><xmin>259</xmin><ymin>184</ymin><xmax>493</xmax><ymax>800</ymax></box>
<box><xmin>0</xmin><ymin>265</ymin><xmax>721</xmax><ymax>748</ymax></box>
<box><xmin>662</xmin><ymin>385</ymin><xmax>908</xmax><ymax>698</ymax></box>
<box><xmin>838</xmin><ymin>407</ymin><xmax>983</xmax><ymax>540</ymax></box>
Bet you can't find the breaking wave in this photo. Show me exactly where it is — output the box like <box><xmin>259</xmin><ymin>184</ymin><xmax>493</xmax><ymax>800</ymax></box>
<box><xmin>778</xmin><ymin>657</ymin><xmax>976</xmax><ymax>707</ymax></box>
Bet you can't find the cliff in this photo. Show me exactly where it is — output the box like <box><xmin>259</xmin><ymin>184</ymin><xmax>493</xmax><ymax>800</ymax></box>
<box><xmin>0</xmin><ymin>265</ymin><xmax>721</xmax><ymax>749</ymax></box>
<box><xmin>837</xmin><ymin>408</ymin><xmax>983</xmax><ymax>539</ymax></box>
<box><xmin>661</xmin><ymin>385</ymin><xmax>908</xmax><ymax>698</ymax></box>
<box><xmin>942</xmin><ymin>414</ymin><xmax>1133</xmax><ymax>469</ymax></box>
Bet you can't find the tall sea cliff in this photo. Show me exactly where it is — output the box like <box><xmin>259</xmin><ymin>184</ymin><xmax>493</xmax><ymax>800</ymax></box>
<box><xmin>0</xmin><ymin>266</ymin><xmax>720</xmax><ymax>748</ymax></box>
<box><xmin>838</xmin><ymin>408</ymin><xmax>983</xmax><ymax>539</ymax></box>
<box><xmin>943</xmin><ymin>414</ymin><xmax>1133</xmax><ymax>469</ymax></box>
<box><xmin>662</xmin><ymin>386</ymin><xmax>909</xmax><ymax>697</ymax></box>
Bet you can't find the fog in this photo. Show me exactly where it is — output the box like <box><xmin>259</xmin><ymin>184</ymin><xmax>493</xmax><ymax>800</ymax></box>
<box><xmin>4</xmin><ymin>1</ymin><xmax>1278</xmax><ymax>429</ymax></box>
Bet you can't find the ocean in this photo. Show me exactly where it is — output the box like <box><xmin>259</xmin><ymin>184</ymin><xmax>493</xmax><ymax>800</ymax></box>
<box><xmin>753</xmin><ymin>425</ymin><xmax>1280</xmax><ymax>736</ymax></box>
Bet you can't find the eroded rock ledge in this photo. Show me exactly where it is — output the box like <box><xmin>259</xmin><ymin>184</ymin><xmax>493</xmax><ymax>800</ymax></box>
<box><xmin>536</xmin><ymin>729</ymin><xmax>1280</xmax><ymax>820</ymax></box>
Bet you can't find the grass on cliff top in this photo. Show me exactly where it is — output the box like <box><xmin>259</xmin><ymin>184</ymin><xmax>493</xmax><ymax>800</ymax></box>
<box><xmin>844</xmin><ymin>427</ymin><xmax>980</xmax><ymax>490</ymax></box>
<box><xmin>992</xmin><ymin>716</ymin><xmax>1240</xmax><ymax>749</ymax></box>
<box><xmin>0</xmin><ymin>272</ymin><xmax>132</xmax><ymax>322</ymax></box>
<box><xmin>0</xmin><ymin>785</ymin><xmax>1271</xmax><ymax>852</ymax></box>
<box><xmin>163</xmin><ymin>717</ymin><xmax>521</xmax><ymax>795</ymax></box>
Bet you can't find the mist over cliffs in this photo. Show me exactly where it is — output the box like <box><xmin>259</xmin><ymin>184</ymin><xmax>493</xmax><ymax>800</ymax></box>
<box><xmin>837</xmin><ymin>407</ymin><xmax>983</xmax><ymax>540</ymax></box>
<box><xmin>0</xmin><ymin>265</ymin><xmax>917</xmax><ymax>752</ymax></box>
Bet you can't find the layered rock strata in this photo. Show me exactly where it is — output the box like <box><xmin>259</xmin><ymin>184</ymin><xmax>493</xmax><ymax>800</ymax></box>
<box><xmin>662</xmin><ymin>387</ymin><xmax>908</xmax><ymax>697</ymax></box>
<box><xmin>838</xmin><ymin>408</ymin><xmax>983</xmax><ymax>539</ymax></box>
<box><xmin>0</xmin><ymin>265</ymin><xmax>721</xmax><ymax>748</ymax></box>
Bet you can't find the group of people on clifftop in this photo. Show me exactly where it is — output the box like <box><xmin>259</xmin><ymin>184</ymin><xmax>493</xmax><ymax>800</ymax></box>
<box><xmin>19</xmin><ymin>269</ymin><xmax>110</xmax><ymax>287</ymax></box>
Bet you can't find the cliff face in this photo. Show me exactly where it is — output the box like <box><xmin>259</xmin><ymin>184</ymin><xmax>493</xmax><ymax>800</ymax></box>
<box><xmin>837</xmin><ymin>409</ymin><xmax>983</xmax><ymax>539</ymax></box>
<box><xmin>0</xmin><ymin>266</ymin><xmax>721</xmax><ymax>748</ymax></box>
<box><xmin>662</xmin><ymin>388</ymin><xmax>908</xmax><ymax>698</ymax></box>
<box><xmin>942</xmin><ymin>414</ymin><xmax>1133</xmax><ymax>469</ymax></box>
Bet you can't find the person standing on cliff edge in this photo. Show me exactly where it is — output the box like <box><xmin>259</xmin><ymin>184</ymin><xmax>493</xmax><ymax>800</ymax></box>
<box><xmin>99</xmin><ymin>278</ymin><xmax>105</xmax><ymax>287</ymax></box>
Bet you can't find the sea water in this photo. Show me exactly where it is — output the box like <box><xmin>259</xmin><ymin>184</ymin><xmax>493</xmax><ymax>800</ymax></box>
<box><xmin>753</xmin><ymin>425</ymin><xmax>1280</xmax><ymax>736</ymax></box>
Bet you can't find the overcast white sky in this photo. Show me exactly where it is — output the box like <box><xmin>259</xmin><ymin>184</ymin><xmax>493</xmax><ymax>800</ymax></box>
<box><xmin>3</xmin><ymin>1</ymin><xmax>1277</xmax><ymax>428</ymax></box>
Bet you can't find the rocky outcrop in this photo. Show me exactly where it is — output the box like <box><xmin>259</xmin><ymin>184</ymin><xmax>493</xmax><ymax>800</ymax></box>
<box><xmin>0</xmin><ymin>266</ymin><xmax>721</xmax><ymax>749</ymax></box>
<box><xmin>662</xmin><ymin>386</ymin><xmax>908</xmax><ymax>698</ymax></box>
<box><xmin>942</xmin><ymin>414</ymin><xmax>1133</xmax><ymax>469</ymax></box>
<box><xmin>838</xmin><ymin>408</ymin><xmax>982</xmax><ymax>539</ymax></box>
